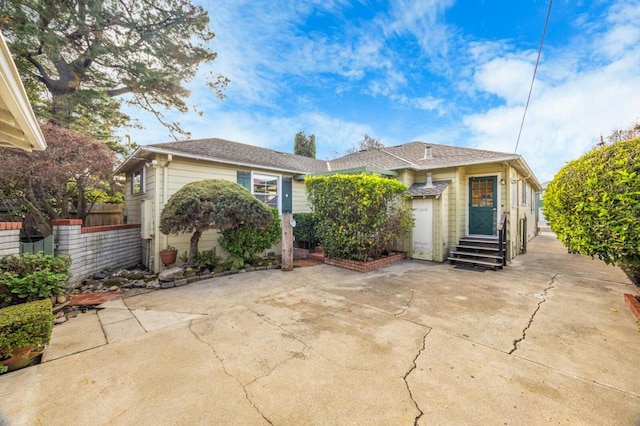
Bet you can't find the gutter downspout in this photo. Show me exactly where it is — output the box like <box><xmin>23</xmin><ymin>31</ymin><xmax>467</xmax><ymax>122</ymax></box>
<box><xmin>153</xmin><ymin>154</ymin><xmax>173</xmax><ymax>272</ymax></box>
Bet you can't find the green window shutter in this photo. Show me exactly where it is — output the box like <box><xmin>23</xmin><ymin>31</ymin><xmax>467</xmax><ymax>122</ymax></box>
<box><xmin>237</xmin><ymin>171</ymin><xmax>251</xmax><ymax>191</ymax></box>
<box><xmin>282</xmin><ymin>176</ymin><xmax>292</xmax><ymax>213</ymax></box>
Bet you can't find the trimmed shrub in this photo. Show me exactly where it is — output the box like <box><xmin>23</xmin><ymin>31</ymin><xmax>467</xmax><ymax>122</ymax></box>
<box><xmin>543</xmin><ymin>138</ymin><xmax>640</xmax><ymax>267</ymax></box>
<box><xmin>292</xmin><ymin>212</ymin><xmax>319</xmax><ymax>249</ymax></box>
<box><xmin>0</xmin><ymin>253</ymin><xmax>71</xmax><ymax>306</ymax></box>
<box><xmin>0</xmin><ymin>299</ymin><xmax>53</xmax><ymax>358</ymax></box>
<box><xmin>305</xmin><ymin>174</ymin><xmax>414</xmax><ymax>261</ymax></box>
<box><xmin>218</xmin><ymin>208</ymin><xmax>281</xmax><ymax>269</ymax></box>
<box><xmin>160</xmin><ymin>179</ymin><xmax>274</xmax><ymax>265</ymax></box>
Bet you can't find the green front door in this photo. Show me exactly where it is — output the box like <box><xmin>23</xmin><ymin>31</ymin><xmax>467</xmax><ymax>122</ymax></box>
<box><xmin>469</xmin><ymin>176</ymin><xmax>497</xmax><ymax>235</ymax></box>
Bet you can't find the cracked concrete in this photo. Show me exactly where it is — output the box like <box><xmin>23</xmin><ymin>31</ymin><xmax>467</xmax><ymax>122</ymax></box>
<box><xmin>403</xmin><ymin>329</ymin><xmax>431</xmax><ymax>425</ymax></box>
<box><xmin>509</xmin><ymin>274</ymin><xmax>557</xmax><ymax>354</ymax></box>
<box><xmin>1</xmin><ymin>232</ymin><xmax>639</xmax><ymax>425</ymax></box>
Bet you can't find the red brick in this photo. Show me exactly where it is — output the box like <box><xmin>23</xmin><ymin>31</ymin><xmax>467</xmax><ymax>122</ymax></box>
<box><xmin>80</xmin><ymin>224</ymin><xmax>141</xmax><ymax>234</ymax></box>
<box><xmin>623</xmin><ymin>293</ymin><xmax>640</xmax><ymax>320</ymax></box>
<box><xmin>51</xmin><ymin>219</ymin><xmax>83</xmax><ymax>226</ymax></box>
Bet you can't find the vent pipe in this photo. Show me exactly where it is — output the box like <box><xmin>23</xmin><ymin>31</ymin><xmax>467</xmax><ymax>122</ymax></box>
<box><xmin>425</xmin><ymin>146</ymin><xmax>433</xmax><ymax>159</ymax></box>
<box><xmin>426</xmin><ymin>172</ymin><xmax>434</xmax><ymax>188</ymax></box>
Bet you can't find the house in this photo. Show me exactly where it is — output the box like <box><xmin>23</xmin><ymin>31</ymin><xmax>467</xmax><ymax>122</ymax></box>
<box><xmin>116</xmin><ymin>138</ymin><xmax>541</xmax><ymax>272</ymax></box>
<box><xmin>0</xmin><ymin>34</ymin><xmax>46</xmax><ymax>151</ymax></box>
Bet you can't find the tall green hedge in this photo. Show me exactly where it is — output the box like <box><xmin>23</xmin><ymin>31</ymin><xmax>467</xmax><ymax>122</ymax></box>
<box><xmin>292</xmin><ymin>212</ymin><xmax>319</xmax><ymax>249</ymax></box>
<box><xmin>305</xmin><ymin>174</ymin><xmax>414</xmax><ymax>261</ymax></box>
<box><xmin>543</xmin><ymin>138</ymin><xmax>640</xmax><ymax>266</ymax></box>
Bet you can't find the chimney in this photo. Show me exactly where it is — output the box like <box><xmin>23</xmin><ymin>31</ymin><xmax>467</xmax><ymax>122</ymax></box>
<box><xmin>425</xmin><ymin>172</ymin><xmax>434</xmax><ymax>188</ymax></box>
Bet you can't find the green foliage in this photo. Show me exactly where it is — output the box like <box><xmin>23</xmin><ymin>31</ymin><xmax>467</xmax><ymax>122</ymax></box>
<box><xmin>192</xmin><ymin>249</ymin><xmax>222</xmax><ymax>271</ymax></box>
<box><xmin>305</xmin><ymin>174</ymin><xmax>414</xmax><ymax>261</ymax></box>
<box><xmin>0</xmin><ymin>254</ymin><xmax>71</xmax><ymax>305</ymax></box>
<box><xmin>1</xmin><ymin>0</ymin><xmax>227</xmax><ymax>141</ymax></box>
<box><xmin>160</xmin><ymin>179</ymin><xmax>274</xmax><ymax>265</ymax></box>
<box><xmin>294</xmin><ymin>132</ymin><xmax>316</xmax><ymax>158</ymax></box>
<box><xmin>219</xmin><ymin>208</ymin><xmax>281</xmax><ymax>269</ymax></box>
<box><xmin>543</xmin><ymin>138</ymin><xmax>640</xmax><ymax>266</ymax></box>
<box><xmin>292</xmin><ymin>213</ymin><xmax>319</xmax><ymax>248</ymax></box>
<box><xmin>0</xmin><ymin>299</ymin><xmax>53</xmax><ymax>358</ymax></box>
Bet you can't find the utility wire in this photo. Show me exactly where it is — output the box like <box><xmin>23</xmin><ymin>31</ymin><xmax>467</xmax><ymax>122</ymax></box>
<box><xmin>514</xmin><ymin>0</ymin><xmax>554</xmax><ymax>154</ymax></box>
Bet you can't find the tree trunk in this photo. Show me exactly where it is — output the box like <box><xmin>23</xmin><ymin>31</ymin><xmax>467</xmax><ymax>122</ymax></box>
<box><xmin>188</xmin><ymin>229</ymin><xmax>203</xmax><ymax>266</ymax></box>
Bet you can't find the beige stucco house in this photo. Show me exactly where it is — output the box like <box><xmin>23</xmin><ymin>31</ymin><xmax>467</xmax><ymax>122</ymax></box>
<box><xmin>0</xmin><ymin>33</ymin><xmax>46</xmax><ymax>151</ymax></box>
<box><xmin>116</xmin><ymin>138</ymin><xmax>541</xmax><ymax>272</ymax></box>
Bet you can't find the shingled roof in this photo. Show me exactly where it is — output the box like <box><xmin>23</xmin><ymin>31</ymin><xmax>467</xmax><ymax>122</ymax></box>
<box><xmin>408</xmin><ymin>180</ymin><xmax>451</xmax><ymax>197</ymax></box>
<box><xmin>327</xmin><ymin>141</ymin><xmax>521</xmax><ymax>171</ymax></box>
<box><xmin>117</xmin><ymin>138</ymin><xmax>537</xmax><ymax>189</ymax></box>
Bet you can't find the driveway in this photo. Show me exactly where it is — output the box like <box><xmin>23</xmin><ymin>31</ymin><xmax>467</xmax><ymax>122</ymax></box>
<box><xmin>1</xmin><ymin>232</ymin><xmax>639</xmax><ymax>425</ymax></box>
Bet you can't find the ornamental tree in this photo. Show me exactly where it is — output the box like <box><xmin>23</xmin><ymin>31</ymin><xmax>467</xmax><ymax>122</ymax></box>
<box><xmin>305</xmin><ymin>174</ymin><xmax>414</xmax><ymax>261</ymax></box>
<box><xmin>0</xmin><ymin>0</ymin><xmax>228</xmax><ymax>145</ymax></box>
<box><xmin>543</xmin><ymin>138</ymin><xmax>640</xmax><ymax>267</ymax></box>
<box><xmin>159</xmin><ymin>180</ymin><xmax>274</xmax><ymax>265</ymax></box>
<box><xmin>0</xmin><ymin>124</ymin><xmax>118</xmax><ymax>236</ymax></box>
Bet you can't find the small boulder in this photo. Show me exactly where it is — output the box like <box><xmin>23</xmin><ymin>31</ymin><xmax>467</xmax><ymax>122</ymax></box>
<box><xmin>109</xmin><ymin>285</ymin><xmax>119</xmax><ymax>292</ymax></box>
<box><xmin>56</xmin><ymin>295</ymin><xmax>67</xmax><ymax>304</ymax></box>
<box><xmin>93</xmin><ymin>272</ymin><xmax>108</xmax><ymax>280</ymax></box>
<box><xmin>158</xmin><ymin>267</ymin><xmax>185</xmax><ymax>282</ymax></box>
<box><xmin>54</xmin><ymin>317</ymin><xmax>67</xmax><ymax>324</ymax></box>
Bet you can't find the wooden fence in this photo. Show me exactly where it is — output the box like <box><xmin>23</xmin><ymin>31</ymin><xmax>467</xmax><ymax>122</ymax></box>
<box><xmin>82</xmin><ymin>204</ymin><xmax>124</xmax><ymax>227</ymax></box>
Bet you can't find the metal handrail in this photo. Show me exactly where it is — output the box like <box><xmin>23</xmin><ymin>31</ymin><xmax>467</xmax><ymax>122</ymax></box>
<box><xmin>497</xmin><ymin>212</ymin><xmax>508</xmax><ymax>266</ymax></box>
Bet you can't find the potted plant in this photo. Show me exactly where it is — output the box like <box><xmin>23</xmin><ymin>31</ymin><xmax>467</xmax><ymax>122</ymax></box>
<box><xmin>0</xmin><ymin>299</ymin><xmax>53</xmax><ymax>373</ymax></box>
<box><xmin>159</xmin><ymin>245</ymin><xmax>178</xmax><ymax>266</ymax></box>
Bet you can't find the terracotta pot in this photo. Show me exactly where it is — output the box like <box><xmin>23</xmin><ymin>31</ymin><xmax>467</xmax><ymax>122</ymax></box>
<box><xmin>160</xmin><ymin>249</ymin><xmax>178</xmax><ymax>266</ymax></box>
<box><xmin>0</xmin><ymin>347</ymin><xmax>37</xmax><ymax>372</ymax></box>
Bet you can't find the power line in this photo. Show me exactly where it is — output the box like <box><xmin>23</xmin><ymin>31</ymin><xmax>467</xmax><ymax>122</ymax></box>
<box><xmin>514</xmin><ymin>0</ymin><xmax>554</xmax><ymax>154</ymax></box>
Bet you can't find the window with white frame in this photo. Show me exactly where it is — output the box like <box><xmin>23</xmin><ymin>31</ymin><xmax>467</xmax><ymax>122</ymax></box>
<box><xmin>511</xmin><ymin>174</ymin><xmax>517</xmax><ymax>207</ymax></box>
<box><xmin>252</xmin><ymin>174</ymin><xmax>279</xmax><ymax>210</ymax></box>
<box><xmin>131</xmin><ymin>168</ymin><xmax>144</xmax><ymax>195</ymax></box>
<box><xmin>521</xmin><ymin>180</ymin><xmax>527</xmax><ymax>205</ymax></box>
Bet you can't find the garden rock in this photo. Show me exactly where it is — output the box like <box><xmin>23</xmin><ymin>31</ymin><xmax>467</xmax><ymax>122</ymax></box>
<box><xmin>158</xmin><ymin>267</ymin><xmax>185</xmax><ymax>282</ymax></box>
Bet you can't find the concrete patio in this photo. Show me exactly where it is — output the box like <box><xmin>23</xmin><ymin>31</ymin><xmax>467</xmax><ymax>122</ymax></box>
<box><xmin>0</xmin><ymin>232</ymin><xmax>639</xmax><ymax>425</ymax></box>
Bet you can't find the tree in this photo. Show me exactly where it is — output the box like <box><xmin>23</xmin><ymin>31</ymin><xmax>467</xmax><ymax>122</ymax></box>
<box><xmin>305</xmin><ymin>174</ymin><xmax>414</xmax><ymax>261</ymax></box>
<box><xmin>346</xmin><ymin>134</ymin><xmax>384</xmax><ymax>154</ymax></box>
<box><xmin>293</xmin><ymin>131</ymin><xmax>316</xmax><ymax>158</ymax></box>
<box><xmin>0</xmin><ymin>0</ymin><xmax>228</xmax><ymax>144</ymax></box>
<box><xmin>604</xmin><ymin>120</ymin><xmax>640</xmax><ymax>144</ymax></box>
<box><xmin>543</xmin><ymin>138</ymin><xmax>640</xmax><ymax>267</ymax></box>
<box><xmin>0</xmin><ymin>124</ymin><xmax>118</xmax><ymax>236</ymax></box>
<box><xmin>159</xmin><ymin>180</ymin><xmax>274</xmax><ymax>265</ymax></box>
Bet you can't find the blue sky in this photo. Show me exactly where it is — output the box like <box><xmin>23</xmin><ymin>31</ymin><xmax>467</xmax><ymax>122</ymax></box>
<box><xmin>121</xmin><ymin>0</ymin><xmax>640</xmax><ymax>182</ymax></box>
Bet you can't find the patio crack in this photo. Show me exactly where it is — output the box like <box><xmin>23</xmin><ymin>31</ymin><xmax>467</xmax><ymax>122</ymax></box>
<box><xmin>188</xmin><ymin>322</ymin><xmax>273</xmax><ymax>425</ymax></box>
<box><xmin>404</xmin><ymin>328</ymin><xmax>431</xmax><ymax>426</ymax></box>
<box><xmin>509</xmin><ymin>274</ymin><xmax>557</xmax><ymax>355</ymax></box>
<box><xmin>394</xmin><ymin>288</ymin><xmax>415</xmax><ymax>317</ymax></box>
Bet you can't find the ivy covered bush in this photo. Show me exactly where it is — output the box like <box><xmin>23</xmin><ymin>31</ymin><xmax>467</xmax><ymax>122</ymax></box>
<box><xmin>305</xmin><ymin>174</ymin><xmax>414</xmax><ymax>261</ymax></box>
<box><xmin>160</xmin><ymin>179</ymin><xmax>274</xmax><ymax>265</ymax></box>
<box><xmin>219</xmin><ymin>208</ymin><xmax>281</xmax><ymax>269</ymax></box>
<box><xmin>543</xmin><ymin>138</ymin><xmax>640</xmax><ymax>269</ymax></box>
<box><xmin>292</xmin><ymin>212</ymin><xmax>319</xmax><ymax>249</ymax></box>
<box><xmin>0</xmin><ymin>253</ymin><xmax>71</xmax><ymax>307</ymax></box>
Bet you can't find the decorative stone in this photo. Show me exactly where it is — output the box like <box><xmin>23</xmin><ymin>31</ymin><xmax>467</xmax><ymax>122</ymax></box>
<box><xmin>133</xmin><ymin>281</ymin><xmax>147</xmax><ymax>288</ymax></box>
<box><xmin>92</xmin><ymin>272</ymin><xmax>108</xmax><ymax>280</ymax></box>
<box><xmin>109</xmin><ymin>285</ymin><xmax>119</xmax><ymax>291</ymax></box>
<box><xmin>161</xmin><ymin>281</ymin><xmax>175</xmax><ymax>289</ymax></box>
<box><xmin>175</xmin><ymin>279</ymin><xmax>189</xmax><ymax>287</ymax></box>
<box><xmin>54</xmin><ymin>317</ymin><xmax>67</xmax><ymax>324</ymax></box>
<box><xmin>158</xmin><ymin>267</ymin><xmax>185</xmax><ymax>282</ymax></box>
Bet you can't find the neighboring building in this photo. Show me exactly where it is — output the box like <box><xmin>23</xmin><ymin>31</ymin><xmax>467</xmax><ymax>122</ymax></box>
<box><xmin>0</xmin><ymin>34</ymin><xmax>46</xmax><ymax>152</ymax></box>
<box><xmin>116</xmin><ymin>138</ymin><xmax>541</xmax><ymax>272</ymax></box>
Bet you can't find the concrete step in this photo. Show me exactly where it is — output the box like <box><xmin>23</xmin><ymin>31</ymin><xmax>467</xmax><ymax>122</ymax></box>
<box><xmin>449</xmin><ymin>251</ymin><xmax>503</xmax><ymax>260</ymax></box>
<box><xmin>447</xmin><ymin>256</ymin><xmax>503</xmax><ymax>269</ymax></box>
<box><xmin>455</xmin><ymin>244</ymin><xmax>501</xmax><ymax>252</ymax></box>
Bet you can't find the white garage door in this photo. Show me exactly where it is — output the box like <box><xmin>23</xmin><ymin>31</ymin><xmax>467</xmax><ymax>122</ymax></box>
<box><xmin>412</xmin><ymin>198</ymin><xmax>433</xmax><ymax>261</ymax></box>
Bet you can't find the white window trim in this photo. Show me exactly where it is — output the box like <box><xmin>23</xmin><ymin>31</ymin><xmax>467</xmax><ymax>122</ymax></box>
<box><xmin>131</xmin><ymin>167</ymin><xmax>145</xmax><ymax>196</ymax></box>
<box><xmin>251</xmin><ymin>172</ymin><xmax>281</xmax><ymax>213</ymax></box>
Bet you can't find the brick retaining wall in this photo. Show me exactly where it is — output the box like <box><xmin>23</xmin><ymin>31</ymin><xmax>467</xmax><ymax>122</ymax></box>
<box><xmin>324</xmin><ymin>252</ymin><xmax>406</xmax><ymax>273</ymax></box>
<box><xmin>0</xmin><ymin>222</ymin><xmax>22</xmax><ymax>257</ymax></box>
<box><xmin>52</xmin><ymin>219</ymin><xmax>141</xmax><ymax>281</ymax></box>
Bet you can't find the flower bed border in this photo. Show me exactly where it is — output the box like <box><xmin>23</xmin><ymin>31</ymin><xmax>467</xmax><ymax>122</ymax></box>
<box><xmin>623</xmin><ymin>293</ymin><xmax>640</xmax><ymax>320</ymax></box>
<box><xmin>324</xmin><ymin>252</ymin><xmax>406</xmax><ymax>273</ymax></box>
